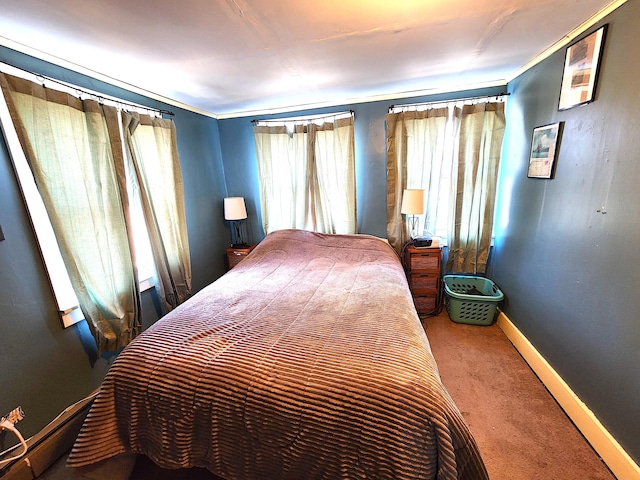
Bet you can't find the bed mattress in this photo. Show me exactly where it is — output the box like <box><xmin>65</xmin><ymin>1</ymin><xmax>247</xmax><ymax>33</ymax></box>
<box><xmin>68</xmin><ymin>229</ymin><xmax>487</xmax><ymax>479</ymax></box>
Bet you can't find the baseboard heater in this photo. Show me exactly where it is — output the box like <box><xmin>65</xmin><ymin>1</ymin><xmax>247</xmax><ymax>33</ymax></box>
<box><xmin>0</xmin><ymin>391</ymin><xmax>97</xmax><ymax>480</ymax></box>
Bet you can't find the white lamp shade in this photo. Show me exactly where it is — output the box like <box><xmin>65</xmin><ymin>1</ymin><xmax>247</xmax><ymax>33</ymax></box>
<box><xmin>400</xmin><ymin>189</ymin><xmax>425</xmax><ymax>215</ymax></box>
<box><xmin>224</xmin><ymin>197</ymin><xmax>247</xmax><ymax>220</ymax></box>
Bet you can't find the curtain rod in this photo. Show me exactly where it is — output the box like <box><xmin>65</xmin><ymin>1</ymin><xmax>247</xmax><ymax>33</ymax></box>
<box><xmin>251</xmin><ymin>109</ymin><xmax>354</xmax><ymax>124</ymax></box>
<box><xmin>0</xmin><ymin>60</ymin><xmax>174</xmax><ymax>117</ymax></box>
<box><xmin>389</xmin><ymin>93</ymin><xmax>509</xmax><ymax>113</ymax></box>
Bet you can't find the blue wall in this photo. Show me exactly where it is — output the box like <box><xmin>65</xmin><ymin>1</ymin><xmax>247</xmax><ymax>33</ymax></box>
<box><xmin>0</xmin><ymin>48</ymin><xmax>229</xmax><ymax>441</ymax></box>
<box><xmin>218</xmin><ymin>86</ymin><xmax>506</xmax><ymax>242</ymax></box>
<box><xmin>491</xmin><ymin>0</ymin><xmax>640</xmax><ymax>463</ymax></box>
<box><xmin>1</xmin><ymin>0</ymin><xmax>638</xmax><ymax>467</ymax></box>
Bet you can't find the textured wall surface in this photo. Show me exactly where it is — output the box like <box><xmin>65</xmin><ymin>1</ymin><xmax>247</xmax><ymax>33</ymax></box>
<box><xmin>491</xmin><ymin>1</ymin><xmax>640</xmax><ymax>463</ymax></box>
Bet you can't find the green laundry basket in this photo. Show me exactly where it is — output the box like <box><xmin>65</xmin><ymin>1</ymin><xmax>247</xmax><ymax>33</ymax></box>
<box><xmin>444</xmin><ymin>275</ymin><xmax>504</xmax><ymax>325</ymax></box>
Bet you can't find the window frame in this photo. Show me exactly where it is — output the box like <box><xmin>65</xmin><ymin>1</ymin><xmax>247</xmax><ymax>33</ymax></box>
<box><xmin>390</xmin><ymin>96</ymin><xmax>506</xmax><ymax>245</ymax></box>
<box><xmin>0</xmin><ymin>64</ymin><xmax>158</xmax><ymax>328</ymax></box>
<box><xmin>254</xmin><ymin>110</ymin><xmax>356</xmax><ymax>235</ymax></box>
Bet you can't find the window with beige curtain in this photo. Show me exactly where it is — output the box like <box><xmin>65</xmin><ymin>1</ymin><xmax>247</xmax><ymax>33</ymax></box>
<box><xmin>386</xmin><ymin>99</ymin><xmax>505</xmax><ymax>274</ymax></box>
<box><xmin>0</xmin><ymin>71</ymin><xmax>191</xmax><ymax>354</ymax></box>
<box><xmin>0</xmin><ymin>72</ymin><xmax>141</xmax><ymax>354</ymax></box>
<box><xmin>386</xmin><ymin>107</ymin><xmax>454</xmax><ymax>251</ymax></box>
<box><xmin>447</xmin><ymin>102</ymin><xmax>505</xmax><ymax>274</ymax></box>
<box><xmin>253</xmin><ymin>112</ymin><xmax>356</xmax><ymax>235</ymax></box>
<box><xmin>122</xmin><ymin>112</ymin><xmax>192</xmax><ymax>313</ymax></box>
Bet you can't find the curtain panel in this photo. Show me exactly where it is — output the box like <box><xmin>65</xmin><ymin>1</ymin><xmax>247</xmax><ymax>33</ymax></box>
<box><xmin>386</xmin><ymin>101</ymin><xmax>505</xmax><ymax>274</ymax></box>
<box><xmin>386</xmin><ymin>108</ymin><xmax>450</xmax><ymax>253</ymax></box>
<box><xmin>446</xmin><ymin>102</ymin><xmax>505</xmax><ymax>274</ymax></box>
<box><xmin>309</xmin><ymin>117</ymin><xmax>356</xmax><ymax>234</ymax></box>
<box><xmin>122</xmin><ymin>112</ymin><xmax>192</xmax><ymax>312</ymax></box>
<box><xmin>253</xmin><ymin>115</ymin><xmax>356</xmax><ymax>235</ymax></box>
<box><xmin>0</xmin><ymin>73</ymin><xmax>141</xmax><ymax>354</ymax></box>
<box><xmin>254</xmin><ymin>124</ymin><xmax>311</xmax><ymax>233</ymax></box>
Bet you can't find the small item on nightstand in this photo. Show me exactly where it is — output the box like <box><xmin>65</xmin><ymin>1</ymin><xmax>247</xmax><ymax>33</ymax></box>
<box><xmin>412</xmin><ymin>236</ymin><xmax>432</xmax><ymax>248</ymax></box>
<box><xmin>226</xmin><ymin>244</ymin><xmax>256</xmax><ymax>270</ymax></box>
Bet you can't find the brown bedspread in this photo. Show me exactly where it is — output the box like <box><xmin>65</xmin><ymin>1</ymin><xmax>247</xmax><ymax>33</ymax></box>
<box><xmin>68</xmin><ymin>229</ymin><xmax>488</xmax><ymax>479</ymax></box>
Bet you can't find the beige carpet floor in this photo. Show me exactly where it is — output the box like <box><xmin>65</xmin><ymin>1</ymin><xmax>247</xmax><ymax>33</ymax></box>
<box><xmin>39</xmin><ymin>310</ymin><xmax>615</xmax><ymax>479</ymax></box>
<box><xmin>424</xmin><ymin>310</ymin><xmax>615</xmax><ymax>480</ymax></box>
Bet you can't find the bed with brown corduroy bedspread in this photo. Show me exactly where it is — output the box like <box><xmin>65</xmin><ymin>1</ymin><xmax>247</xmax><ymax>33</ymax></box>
<box><xmin>68</xmin><ymin>229</ymin><xmax>488</xmax><ymax>480</ymax></box>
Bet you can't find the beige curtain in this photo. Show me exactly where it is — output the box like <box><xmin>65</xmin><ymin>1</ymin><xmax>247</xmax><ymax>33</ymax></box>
<box><xmin>386</xmin><ymin>108</ymin><xmax>450</xmax><ymax>253</ymax></box>
<box><xmin>254</xmin><ymin>124</ymin><xmax>310</xmax><ymax>233</ymax></box>
<box><xmin>122</xmin><ymin>112</ymin><xmax>191</xmax><ymax>312</ymax></box>
<box><xmin>446</xmin><ymin>102</ymin><xmax>505</xmax><ymax>274</ymax></box>
<box><xmin>310</xmin><ymin>117</ymin><xmax>356</xmax><ymax>234</ymax></box>
<box><xmin>0</xmin><ymin>73</ymin><xmax>141</xmax><ymax>354</ymax></box>
<box><xmin>254</xmin><ymin>115</ymin><xmax>356</xmax><ymax>235</ymax></box>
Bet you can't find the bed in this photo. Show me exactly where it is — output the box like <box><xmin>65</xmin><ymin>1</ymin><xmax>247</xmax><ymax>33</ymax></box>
<box><xmin>68</xmin><ymin>229</ymin><xmax>488</xmax><ymax>479</ymax></box>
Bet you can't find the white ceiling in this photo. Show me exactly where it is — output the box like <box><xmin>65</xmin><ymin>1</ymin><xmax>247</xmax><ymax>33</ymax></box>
<box><xmin>0</xmin><ymin>0</ymin><xmax>622</xmax><ymax>118</ymax></box>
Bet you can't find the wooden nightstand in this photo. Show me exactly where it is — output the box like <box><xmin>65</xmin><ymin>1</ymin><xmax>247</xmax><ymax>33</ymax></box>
<box><xmin>403</xmin><ymin>244</ymin><xmax>442</xmax><ymax>316</ymax></box>
<box><xmin>226</xmin><ymin>244</ymin><xmax>256</xmax><ymax>270</ymax></box>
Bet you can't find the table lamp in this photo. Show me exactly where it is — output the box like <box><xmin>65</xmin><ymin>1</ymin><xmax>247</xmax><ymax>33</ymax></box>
<box><xmin>401</xmin><ymin>189</ymin><xmax>425</xmax><ymax>240</ymax></box>
<box><xmin>224</xmin><ymin>197</ymin><xmax>248</xmax><ymax>247</ymax></box>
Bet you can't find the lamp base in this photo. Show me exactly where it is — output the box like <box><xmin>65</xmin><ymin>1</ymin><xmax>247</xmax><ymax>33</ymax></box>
<box><xmin>408</xmin><ymin>215</ymin><xmax>420</xmax><ymax>240</ymax></box>
<box><xmin>229</xmin><ymin>219</ymin><xmax>249</xmax><ymax>248</ymax></box>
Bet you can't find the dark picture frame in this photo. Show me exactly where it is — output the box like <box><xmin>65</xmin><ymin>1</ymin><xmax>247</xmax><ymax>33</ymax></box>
<box><xmin>558</xmin><ymin>25</ymin><xmax>607</xmax><ymax>111</ymax></box>
<box><xmin>527</xmin><ymin>122</ymin><xmax>563</xmax><ymax>179</ymax></box>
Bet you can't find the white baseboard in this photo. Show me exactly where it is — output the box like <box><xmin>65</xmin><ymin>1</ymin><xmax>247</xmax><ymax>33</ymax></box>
<box><xmin>497</xmin><ymin>311</ymin><xmax>640</xmax><ymax>480</ymax></box>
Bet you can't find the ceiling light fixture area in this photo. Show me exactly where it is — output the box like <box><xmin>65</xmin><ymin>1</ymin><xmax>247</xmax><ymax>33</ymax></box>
<box><xmin>0</xmin><ymin>0</ymin><xmax>626</xmax><ymax>118</ymax></box>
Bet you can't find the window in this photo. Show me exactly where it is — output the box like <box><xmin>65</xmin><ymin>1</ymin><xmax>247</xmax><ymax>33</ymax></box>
<box><xmin>0</xmin><ymin>65</ymin><xmax>165</xmax><ymax>329</ymax></box>
<box><xmin>0</xmin><ymin>95</ymin><xmax>83</xmax><ymax>325</ymax></box>
<box><xmin>388</xmin><ymin>96</ymin><xmax>506</xmax><ymax>246</ymax></box>
<box><xmin>387</xmin><ymin>97</ymin><xmax>506</xmax><ymax>275</ymax></box>
<box><xmin>402</xmin><ymin>106</ymin><xmax>457</xmax><ymax>241</ymax></box>
<box><xmin>253</xmin><ymin>111</ymin><xmax>356</xmax><ymax>235</ymax></box>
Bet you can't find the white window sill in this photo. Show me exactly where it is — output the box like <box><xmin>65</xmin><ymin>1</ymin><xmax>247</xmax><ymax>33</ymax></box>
<box><xmin>61</xmin><ymin>277</ymin><xmax>155</xmax><ymax>328</ymax></box>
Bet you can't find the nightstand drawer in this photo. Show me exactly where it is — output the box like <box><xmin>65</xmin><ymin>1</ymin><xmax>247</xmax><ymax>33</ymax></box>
<box><xmin>228</xmin><ymin>251</ymin><xmax>249</xmax><ymax>268</ymax></box>
<box><xmin>403</xmin><ymin>245</ymin><xmax>442</xmax><ymax>317</ymax></box>
<box><xmin>409</xmin><ymin>251</ymin><xmax>440</xmax><ymax>270</ymax></box>
<box><xmin>410</xmin><ymin>272</ymin><xmax>439</xmax><ymax>290</ymax></box>
<box><xmin>413</xmin><ymin>294</ymin><xmax>438</xmax><ymax>313</ymax></box>
<box><xmin>226</xmin><ymin>245</ymin><xmax>256</xmax><ymax>270</ymax></box>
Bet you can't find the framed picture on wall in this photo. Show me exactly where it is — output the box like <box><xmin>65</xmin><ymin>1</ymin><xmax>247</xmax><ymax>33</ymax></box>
<box><xmin>558</xmin><ymin>25</ymin><xmax>607</xmax><ymax>110</ymax></box>
<box><xmin>528</xmin><ymin>122</ymin><xmax>562</xmax><ymax>179</ymax></box>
